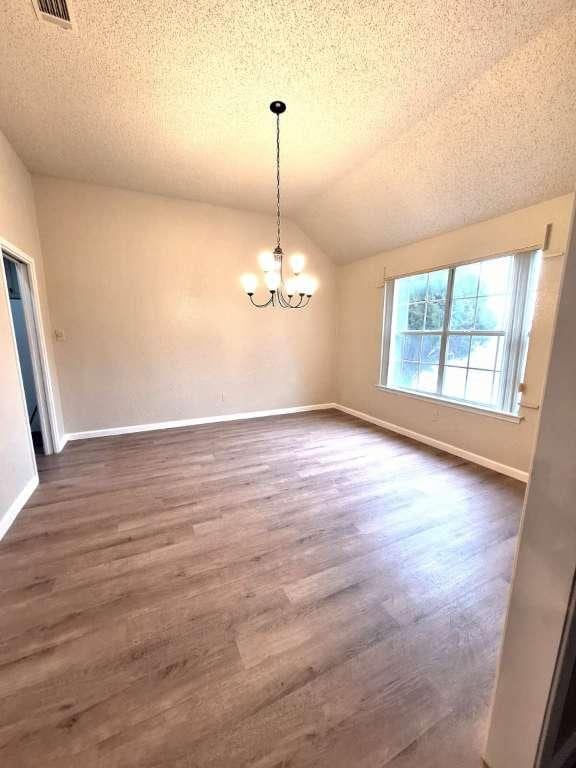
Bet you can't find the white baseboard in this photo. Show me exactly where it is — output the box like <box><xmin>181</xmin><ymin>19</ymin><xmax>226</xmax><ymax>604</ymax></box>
<box><xmin>65</xmin><ymin>403</ymin><xmax>337</xmax><ymax>442</ymax></box>
<box><xmin>54</xmin><ymin>432</ymin><xmax>68</xmax><ymax>453</ymax></box>
<box><xmin>0</xmin><ymin>474</ymin><xmax>39</xmax><ymax>541</ymax></box>
<box><xmin>333</xmin><ymin>403</ymin><xmax>529</xmax><ymax>483</ymax></box>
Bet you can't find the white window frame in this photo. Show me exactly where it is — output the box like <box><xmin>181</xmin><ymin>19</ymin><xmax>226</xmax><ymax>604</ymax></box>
<box><xmin>379</xmin><ymin>250</ymin><xmax>539</xmax><ymax>416</ymax></box>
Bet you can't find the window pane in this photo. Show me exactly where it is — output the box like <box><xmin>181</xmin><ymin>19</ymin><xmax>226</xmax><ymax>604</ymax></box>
<box><xmin>397</xmin><ymin>273</ymin><xmax>428</xmax><ymax>303</ymax></box>
<box><xmin>465</xmin><ymin>369</ymin><xmax>494</xmax><ymax>404</ymax></box>
<box><xmin>418</xmin><ymin>364</ymin><xmax>439</xmax><ymax>393</ymax></box>
<box><xmin>395</xmin><ymin>281</ymin><xmax>409</xmax><ymax>306</ymax></box>
<box><xmin>427</xmin><ymin>270</ymin><xmax>449</xmax><ymax>301</ymax></box>
<box><xmin>421</xmin><ymin>335</ymin><xmax>441</xmax><ymax>363</ymax></box>
<box><xmin>446</xmin><ymin>335</ymin><xmax>470</xmax><ymax>367</ymax></box>
<box><xmin>408</xmin><ymin>302</ymin><xmax>425</xmax><ymax>330</ymax></box>
<box><xmin>399</xmin><ymin>362</ymin><xmax>418</xmax><ymax>389</ymax></box>
<box><xmin>393</xmin><ymin>302</ymin><xmax>409</xmax><ymax>331</ymax></box>
<box><xmin>450</xmin><ymin>298</ymin><xmax>476</xmax><ymax>330</ymax></box>
<box><xmin>475</xmin><ymin>295</ymin><xmax>507</xmax><ymax>331</ymax></box>
<box><xmin>410</xmin><ymin>274</ymin><xmax>428</xmax><ymax>302</ymax></box>
<box><xmin>385</xmin><ymin>254</ymin><xmax>533</xmax><ymax>414</ymax></box>
<box><xmin>453</xmin><ymin>263</ymin><xmax>480</xmax><ymax>298</ymax></box>
<box><xmin>479</xmin><ymin>257</ymin><xmax>511</xmax><ymax>296</ymax></box>
<box><xmin>469</xmin><ymin>336</ymin><xmax>498</xmax><ymax>370</ymax></box>
<box><xmin>424</xmin><ymin>301</ymin><xmax>445</xmax><ymax>330</ymax></box>
<box><xmin>442</xmin><ymin>367</ymin><xmax>466</xmax><ymax>399</ymax></box>
<box><xmin>402</xmin><ymin>334</ymin><xmax>421</xmax><ymax>362</ymax></box>
<box><xmin>388</xmin><ymin>353</ymin><xmax>403</xmax><ymax>388</ymax></box>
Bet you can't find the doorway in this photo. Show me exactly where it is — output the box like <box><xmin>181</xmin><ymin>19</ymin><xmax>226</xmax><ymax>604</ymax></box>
<box><xmin>2</xmin><ymin>247</ymin><xmax>57</xmax><ymax>456</ymax></box>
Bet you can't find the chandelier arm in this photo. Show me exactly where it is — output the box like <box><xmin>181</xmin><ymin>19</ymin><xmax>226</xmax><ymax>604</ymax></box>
<box><xmin>249</xmin><ymin>293</ymin><xmax>274</xmax><ymax>308</ymax></box>
<box><xmin>278</xmin><ymin>290</ymin><xmax>298</xmax><ymax>309</ymax></box>
<box><xmin>289</xmin><ymin>292</ymin><xmax>303</xmax><ymax>308</ymax></box>
<box><xmin>278</xmin><ymin>287</ymin><xmax>296</xmax><ymax>308</ymax></box>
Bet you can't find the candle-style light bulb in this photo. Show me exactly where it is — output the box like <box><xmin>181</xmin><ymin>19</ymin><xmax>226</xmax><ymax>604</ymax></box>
<box><xmin>305</xmin><ymin>276</ymin><xmax>318</xmax><ymax>296</ymax></box>
<box><xmin>298</xmin><ymin>275</ymin><xmax>318</xmax><ymax>296</ymax></box>
<box><xmin>241</xmin><ymin>274</ymin><xmax>258</xmax><ymax>295</ymax></box>
<box><xmin>265</xmin><ymin>271</ymin><xmax>281</xmax><ymax>292</ymax></box>
<box><xmin>286</xmin><ymin>277</ymin><xmax>298</xmax><ymax>297</ymax></box>
<box><xmin>290</xmin><ymin>253</ymin><xmax>306</xmax><ymax>275</ymax></box>
<box><xmin>259</xmin><ymin>250</ymin><xmax>276</xmax><ymax>273</ymax></box>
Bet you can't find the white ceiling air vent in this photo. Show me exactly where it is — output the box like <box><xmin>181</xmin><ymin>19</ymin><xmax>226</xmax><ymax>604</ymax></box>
<box><xmin>32</xmin><ymin>0</ymin><xmax>73</xmax><ymax>29</ymax></box>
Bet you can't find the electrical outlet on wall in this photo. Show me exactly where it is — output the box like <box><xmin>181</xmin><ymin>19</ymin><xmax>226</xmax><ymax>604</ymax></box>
<box><xmin>431</xmin><ymin>408</ymin><xmax>440</xmax><ymax>422</ymax></box>
<box><xmin>54</xmin><ymin>329</ymin><xmax>66</xmax><ymax>341</ymax></box>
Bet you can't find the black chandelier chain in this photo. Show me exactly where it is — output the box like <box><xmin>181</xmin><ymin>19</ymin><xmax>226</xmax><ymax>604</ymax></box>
<box><xmin>276</xmin><ymin>112</ymin><xmax>281</xmax><ymax>250</ymax></box>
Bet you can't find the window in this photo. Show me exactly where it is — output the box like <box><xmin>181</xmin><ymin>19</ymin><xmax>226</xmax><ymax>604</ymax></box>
<box><xmin>380</xmin><ymin>251</ymin><xmax>539</xmax><ymax>414</ymax></box>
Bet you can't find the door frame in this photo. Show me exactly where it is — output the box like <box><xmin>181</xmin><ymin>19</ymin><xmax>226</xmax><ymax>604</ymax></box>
<box><xmin>1</xmin><ymin>236</ymin><xmax>60</xmax><ymax>456</ymax></box>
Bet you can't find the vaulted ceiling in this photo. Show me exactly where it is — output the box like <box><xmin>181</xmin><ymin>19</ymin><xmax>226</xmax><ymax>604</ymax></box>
<box><xmin>1</xmin><ymin>1</ymin><xmax>575</xmax><ymax>263</ymax></box>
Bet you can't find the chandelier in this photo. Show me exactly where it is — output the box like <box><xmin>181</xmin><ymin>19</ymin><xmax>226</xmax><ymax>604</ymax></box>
<box><xmin>241</xmin><ymin>101</ymin><xmax>317</xmax><ymax>308</ymax></box>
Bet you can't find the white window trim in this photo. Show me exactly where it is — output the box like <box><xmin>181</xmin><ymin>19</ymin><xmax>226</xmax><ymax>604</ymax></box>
<box><xmin>379</xmin><ymin>250</ymin><xmax>539</xmax><ymax>417</ymax></box>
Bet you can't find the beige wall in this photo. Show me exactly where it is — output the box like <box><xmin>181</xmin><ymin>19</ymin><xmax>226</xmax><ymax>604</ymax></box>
<box><xmin>336</xmin><ymin>194</ymin><xmax>575</xmax><ymax>475</ymax></box>
<box><xmin>3</xmin><ymin>162</ymin><xmax>570</xmax><ymax>512</ymax></box>
<box><xmin>33</xmin><ymin>177</ymin><xmax>337</xmax><ymax>434</ymax></box>
<box><xmin>485</xmin><ymin>198</ymin><xmax>576</xmax><ymax>767</ymax></box>
<box><xmin>0</xmin><ymin>130</ymin><xmax>62</xmax><ymax>518</ymax></box>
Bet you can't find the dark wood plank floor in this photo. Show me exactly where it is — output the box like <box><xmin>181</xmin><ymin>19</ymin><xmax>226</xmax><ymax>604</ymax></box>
<box><xmin>0</xmin><ymin>410</ymin><xmax>524</xmax><ymax>767</ymax></box>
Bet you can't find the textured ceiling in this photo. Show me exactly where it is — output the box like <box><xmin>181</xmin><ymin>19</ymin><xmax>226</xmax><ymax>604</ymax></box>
<box><xmin>0</xmin><ymin>1</ymin><xmax>575</xmax><ymax>262</ymax></box>
<box><xmin>299</xmin><ymin>6</ymin><xmax>576</xmax><ymax>261</ymax></box>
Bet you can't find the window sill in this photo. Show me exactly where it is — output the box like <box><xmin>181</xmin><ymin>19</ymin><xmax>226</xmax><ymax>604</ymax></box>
<box><xmin>374</xmin><ymin>384</ymin><xmax>523</xmax><ymax>423</ymax></box>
